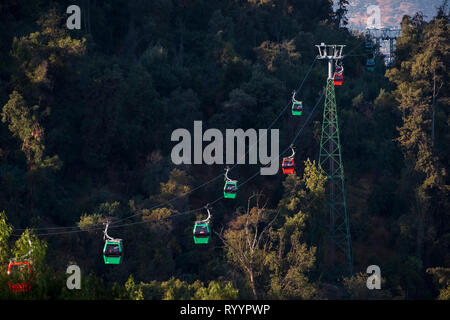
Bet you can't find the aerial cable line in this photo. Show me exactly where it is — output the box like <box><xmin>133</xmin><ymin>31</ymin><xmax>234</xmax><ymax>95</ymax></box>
<box><xmin>17</xmin><ymin>166</ymin><xmax>267</xmax><ymax>238</ymax></box>
<box><xmin>13</xmin><ymin>90</ymin><xmax>324</xmax><ymax>237</ymax></box>
<box><xmin>235</xmin><ymin>85</ymin><xmax>326</xmax><ymax>181</ymax></box>
<box><xmin>10</xmin><ymin>52</ymin><xmax>329</xmax><ymax>236</ymax></box>
<box><xmin>290</xmin><ymin>89</ymin><xmax>325</xmax><ymax>145</ymax></box>
<box><xmin>11</xmin><ymin>85</ymin><xmax>326</xmax><ymax>238</ymax></box>
<box><xmin>11</xmin><ymin>200</ymin><xmax>220</xmax><ymax>237</ymax></box>
<box><xmin>109</xmin><ymin>173</ymin><xmax>224</xmax><ymax>226</ymax></box>
<box><xmin>13</xmin><ymin>87</ymin><xmax>324</xmax><ymax>236</ymax></box>
<box><xmin>227</xmin><ymin>56</ymin><xmax>318</xmax><ymax>173</ymax></box>
<box><xmin>12</xmin><ymin>173</ymin><xmax>224</xmax><ymax>232</ymax></box>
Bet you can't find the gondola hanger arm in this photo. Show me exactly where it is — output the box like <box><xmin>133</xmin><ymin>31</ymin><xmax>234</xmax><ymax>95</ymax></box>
<box><xmin>288</xmin><ymin>144</ymin><xmax>296</xmax><ymax>158</ymax></box>
<box><xmin>292</xmin><ymin>91</ymin><xmax>301</xmax><ymax>103</ymax></box>
<box><xmin>196</xmin><ymin>205</ymin><xmax>211</xmax><ymax>224</ymax></box>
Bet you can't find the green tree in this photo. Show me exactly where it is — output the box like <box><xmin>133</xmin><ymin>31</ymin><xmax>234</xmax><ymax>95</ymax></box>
<box><xmin>124</xmin><ymin>275</ymin><xmax>144</xmax><ymax>300</ymax></box>
<box><xmin>3</xmin><ymin>8</ymin><xmax>86</xmax><ymax>169</ymax></box>
<box><xmin>12</xmin><ymin>229</ymin><xmax>47</xmax><ymax>271</ymax></box>
<box><xmin>386</xmin><ymin>10</ymin><xmax>450</xmax><ymax>266</ymax></box>
<box><xmin>267</xmin><ymin>212</ymin><xmax>318</xmax><ymax>299</ymax></box>
<box><xmin>278</xmin><ymin>158</ymin><xmax>326</xmax><ymax>219</ymax></box>
<box><xmin>0</xmin><ymin>211</ymin><xmax>12</xmax><ymax>266</ymax></box>
<box><xmin>1</xmin><ymin>91</ymin><xmax>44</xmax><ymax>166</ymax></box>
<box><xmin>267</xmin><ymin>159</ymin><xmax>325</xmax><ymax>299</ymax></box>
<box><xmin>193</xmin><ymin>281</ymin><xmax>239</xmax><ymax>300</ymax></box>
<box><xmin>342</xmin><ymin>272</ymin><xmax>391</xmax><ymax>300</ymax></box>
<box><xmin>219</xmin><ymin>193</ymin><xmax>277</xmax><ymax>299</ymax></box>
<box><xmin>427</xmin><ymin>267</ymin><xmax>450</xmax><ymax>300</ymax></box>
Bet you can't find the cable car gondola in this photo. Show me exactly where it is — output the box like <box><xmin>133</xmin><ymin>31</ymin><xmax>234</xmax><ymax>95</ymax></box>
<box><xmin>364</xmin><ymin>41</ymin><xmax>373</xmax><ymax>54</ymax></box>
<box><xmin>224</xmin><ymin>168</ymin><xmax>238</xmax><ymax>199</ymax></box>
<box><xmin>333</xmin><ymin>73</ymin><xmax>343</xmax><ymax>85</ymax></box>
<box><xmin>193</xmin><ymin>205</ymin><xmax>211</xmax><ymax>245</ymax></box>
<box><xmin>103</xmin><ymin>222</ymin><xmax>124</xmax><ymax>264</ymax></box>
<box><xmin>366</xmin><ymin>56</ymin><xmax>375</xmax><ymax>71</ymax></box>
<box><xmin>291</xmin><ymin>91</ymin><xmax>303</xmax><ymax>116</ymax></box>
<box><xmin>7</xmin><ymin>261</ymin><xmax>32</xmax><ymax>293</ymax></box>
<box><xmin>282</xmin><ymin>145</ymin><xmax>296</xmax><ymax>174</ymax></box>
<box><xmin>364</xmin><ymin>32</ymin><xmax>373</xmax><ymax>54</ymax></box>
<box><xmin>7</xmin><ymin>238</ymin><xmax>33</xmax><ymax>293</ymax></box>
<box><xmin>333</xmin><ymin>63</ymin><xmax>344</xmax><ymax>86</ymax></box>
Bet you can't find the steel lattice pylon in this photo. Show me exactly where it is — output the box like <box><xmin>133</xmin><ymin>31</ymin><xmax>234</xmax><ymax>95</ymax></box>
<box><xmin>318</xmin><ymin>77</ymin><xmax>353</xmax><ymax>279</ymax></box>
<box><xmin>366</xmin><ymin>27</ymin><xmax>401</xmax><ymax>66</ymax></box>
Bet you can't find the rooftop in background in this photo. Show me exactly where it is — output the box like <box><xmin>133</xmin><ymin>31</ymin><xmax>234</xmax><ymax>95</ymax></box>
<box><xmin>335</xmin><ymin>0</ymin><xmax>443</xmax><ymax>31</ymax></box>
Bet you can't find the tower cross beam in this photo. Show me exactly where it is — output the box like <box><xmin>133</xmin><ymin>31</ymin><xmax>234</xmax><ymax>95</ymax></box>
<box><xmin>315</xmin><ymin>43</ymin><xmax>346</xmax><ymax>79</ymax></box>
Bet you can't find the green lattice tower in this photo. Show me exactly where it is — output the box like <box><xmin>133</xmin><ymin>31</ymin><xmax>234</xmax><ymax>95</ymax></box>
<box><xmin>318</xmin><ymin>77</ymin><xmax>353</xmax><ymax>279</ymax></box>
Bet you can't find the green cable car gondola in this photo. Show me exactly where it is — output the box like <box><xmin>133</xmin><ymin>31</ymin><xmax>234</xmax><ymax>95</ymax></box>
<box><xmin>224</xmin><ymin>181</ymin><xmax>238</xmax><ymax>198</ymax></box>
<box><xmin>292</xmin><ymin>102</ymin><xmax>303</xmax><ymax>116</ymax></box>
<box><xmin>364</xmin><ymin>41</ymin><xmax>373</xmax><ymax>54</ymax></box>
<box><xmin>103</xmin><ymin>222</ymin><xmax>123</xmax><ymax>264</ymax></box>
<box><xmin>103</xmin><ymin>240</ymin><xmax>123</xmax><ymax>264</ymax></box>
<box><xmin>224</xmin><ymin>168</ymin><xmax>238</xmax><ymax>199</ymax></box>
<box><xmin>193</xmin><ymin>224</ymin><xmax>210</xmax><ymax>244</ymax></box>
<box><xmin>364</xmin><ymin>31</ymin><xmax>373</xmax><ymax>54</ymax></box>
<box><xmin>193</xmin><ymin>206</ymin><xmax>211</xmax><ymax>245</ymax></box>
<box><xmin>366</xmin><ymin>57</ymin><xmax>375</xmax><ymax>71</ymax></box>
<box><xmin>291</xmin><ymin>91</ymin><xmax>303</xmax><ymax>116</ymax></box>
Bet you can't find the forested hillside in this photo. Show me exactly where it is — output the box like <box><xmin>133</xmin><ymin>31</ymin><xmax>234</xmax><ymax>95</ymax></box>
<box><xmin>0</xmin><ymin>0</ymin><xmax>448</xmax><ymax>300</ymax></box>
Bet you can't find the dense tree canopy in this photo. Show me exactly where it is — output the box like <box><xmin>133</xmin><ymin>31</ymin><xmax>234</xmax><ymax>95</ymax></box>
<box><xmin>0</xmin><ymin>0</ymin><xmax>448</xmax><ymax>299</ymax></box>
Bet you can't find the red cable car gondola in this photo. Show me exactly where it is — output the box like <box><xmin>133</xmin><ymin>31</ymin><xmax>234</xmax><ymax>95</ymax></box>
<box><xmin>7</xmin><ymin>238</ymin><xmax>33</xmax><ymax>293</ymax></box>
<box><xmin>333</xmin><ymin>65</ymin><xmax>344</xmax><ymax>86</ymax></box>
<box><xmin>333</xmin><ymin>74</ymin><xmax>343</xmax><ymax>86</ymax></box>
<box><xmin>282</xmin><ymin>158</ymin><xmax>295</xmax><ymax>174</ymax></box>
<box><xmin>7</xmin><ymin>261</ymin><xmax>32</xmax><ymax>293</ymax></box>
<box><xmin>281</xmin><ymin>145</ymin><xmax>296</xmax><ymax>174</ymax></box>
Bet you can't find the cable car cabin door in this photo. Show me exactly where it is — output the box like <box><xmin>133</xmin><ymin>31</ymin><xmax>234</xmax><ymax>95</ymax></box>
<box><xmin>103</xmin><ymin>240</ymin><xmax>123</xmax><ymax>264</ymax></box>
